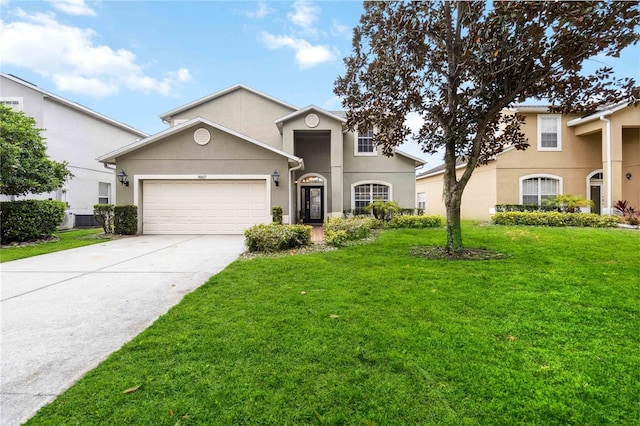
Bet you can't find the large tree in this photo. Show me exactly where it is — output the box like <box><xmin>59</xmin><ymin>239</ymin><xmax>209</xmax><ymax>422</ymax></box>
<box><xmin>335</xmin><ymin>1</ymin><xmax>639</xmax><ymax>251</ymax></box>
<box><xmin>0</xmin><ymin>104</ymin><xmax>72</xmax><ymax>197</ymax></box>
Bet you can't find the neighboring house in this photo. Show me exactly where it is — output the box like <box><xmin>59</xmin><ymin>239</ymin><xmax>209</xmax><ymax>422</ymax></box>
<box><xmin>98</xmin><ymin>84</ymin><xmax>424</xmax><ymax>234</ymax></box>
<box><xmin>416</xmin><ymin>101</ymin><xmax>640</xmax><ymax>221</ymax></box>
<box><xmin>0</xmin><ymin>73</ymin><xmax>147</xmax><ymax>226</ymax></box>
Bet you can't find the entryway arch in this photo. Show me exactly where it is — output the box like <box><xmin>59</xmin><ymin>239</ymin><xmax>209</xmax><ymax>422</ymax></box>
<box><xmin>296</xmin><ymin>173</ymin><xmax>328</xmax><ymax>224</ymax></box>
<box><xmin>587</xmin><ymin>169</ymin><xmax>604</xmax><ymax>215</ymax></box>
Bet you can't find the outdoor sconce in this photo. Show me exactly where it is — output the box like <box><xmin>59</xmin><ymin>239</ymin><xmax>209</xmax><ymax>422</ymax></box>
<box><xmin>626</xmin><ymin>172</ymin><xmax>632</xmax><ymax>180</ymax></box>
<box><xmin>272</xmin><ymin>170</ymin><xmax>280</xmax><ymax>187</ymax></box>
<box><xmin>116</xmin><ymin>169</ymin><xmax>129</xmax><ymax>187</ymax></box>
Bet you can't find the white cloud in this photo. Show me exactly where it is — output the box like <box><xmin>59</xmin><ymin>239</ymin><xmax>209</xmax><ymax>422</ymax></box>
<box><xmin>331</xmin><ymin>20</ymin><xmax>351</xmax><ymax>37</ymax></box>
<box><xmin>44</xmin><ymin>0</ymin><xmax>96</xmax><ymax>17</ymax></box>
<box><xmin>259</xmin><ymin>32</ymin><xmax>335</xmax><ymax>69</ymax></box>
<box><xmin>288</xmin><ymin>0</ymin><xmax>320</xmax><ymax>34</ymax></box>
<box><xmin>0</xmin><ymin>10</ymin><xmax>190</xmax><ymax>98</ymax></box>
<box><xmin>245</xmin><ymin>1</ymin><xmax>273</xmax><ymax>19</ymax></box>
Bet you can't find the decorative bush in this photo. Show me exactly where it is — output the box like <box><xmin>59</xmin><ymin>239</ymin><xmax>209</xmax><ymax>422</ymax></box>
<box><xmin>492</xmin><ymin>212</ymin><xmax>618</xmax><ymax>227</ymax></box>
<box><xmin>342</xmin><ymin>208</ymin><xmax>367</xmax><ymax>218</ymax></box>
<box><xmin>244</xmin><ymin>223</ymin><xmax>311</xmax><ymax>252</ymax></box>
<box><xmin>323</xmin><ymin>217</ymin><xmax>377</xmax><ymax>246</ymax></box>
<box><xmin>614</xmin><ymin>200</ymin><xmax>639</xmax><ymax>225</ymax></box>
<box><xmin>93</xmin><ymin>204</ymin><xmax>114</xmax><ymax>234</ymax></box>
<box><xmin>114</xmin><ymin>205</ymin><xmax>138</xmax><ymax>235</ymax></box>
<box><xmin>272</xmin><ymin>206</ymin><xmax>283</xmax><ymax>224</ymax></box>
<box><xmin>364</xmin><ymin>200</ymin><xmax>400</xmax><ymax>221</ymax></box>
<box><xmin>495</xmin><ymin>204</ymin><xmax>555</xmax><ymax>212</ymax></box>
<box><xmin>543</xmin><ymin>194</ymin><xmax>593</xmax><ymax>213</ymax></box>
<box><xmin>0</xmin><ymin>200</ymin><xmax>66</xmax><ymax>244</ymax></box>
<box><xmin>386</xmin><ymin>215</ymin><xmax>443</xmax><ymax>229</ymax></box>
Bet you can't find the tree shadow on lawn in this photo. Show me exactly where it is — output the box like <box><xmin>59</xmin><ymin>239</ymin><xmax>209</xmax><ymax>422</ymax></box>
<box><xmin>411</xmin><ymin>246</ymin><xmax>509</xmax><ymax>260</ymax></box>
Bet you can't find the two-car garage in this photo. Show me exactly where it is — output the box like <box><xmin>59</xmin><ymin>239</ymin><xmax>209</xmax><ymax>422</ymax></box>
<box><xmin>142</xmin><ymin>179</ymin><xmax>269</xmax><ymax>234</ymax></box>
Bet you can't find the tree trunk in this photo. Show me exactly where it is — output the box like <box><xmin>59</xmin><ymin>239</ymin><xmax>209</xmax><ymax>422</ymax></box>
<box><xmin>444</xmin><ymin>189</ymin><xmax>463</xmax><ymax>251</ymax></box>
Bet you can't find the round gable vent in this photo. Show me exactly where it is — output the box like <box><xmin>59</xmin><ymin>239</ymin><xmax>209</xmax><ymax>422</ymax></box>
<box><xmin>305</xmin><ymin>113</ymin><xmax>320</xmax><ymax>128</ymax></box>
<box><xmin>194</xmin><ymin>128</ymin><xmax>211</xmax><ymax>145</ymax></box>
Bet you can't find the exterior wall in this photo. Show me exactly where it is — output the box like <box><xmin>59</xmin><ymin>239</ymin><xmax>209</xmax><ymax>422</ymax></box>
<box><xmin>169</xmin><ymin>88</ymin><xmax>295</xmax><ymax>149</ymax></box>
<box><xmin>343</xmin><ymin>131</ymin><xmax>418</xmax><ymax>211</ymax></box>
<box><xmin>416</xmin><ymin>163</ymin><xmax>497</xmax><ymax>221</ymax></box>
<box><xmin>622</xmin><ymin>128</ymin><xmax>640</xmax><ymax>208</ymax></box>
<box><xmin>114</xmin><ymin>124</ymin><xmax>289</xmax><ymax>216</ymax></box>
<box><xmin>0</xmin><ymin>76</ymin><xmax>143</xmax><ymax>215</ymax></box>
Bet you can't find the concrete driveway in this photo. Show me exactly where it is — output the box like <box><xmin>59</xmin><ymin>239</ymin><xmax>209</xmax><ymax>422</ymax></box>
<box><xmin>0</xmin><ymin>235</ymin><xmax>245</xmax><ymax>426</ymax></box>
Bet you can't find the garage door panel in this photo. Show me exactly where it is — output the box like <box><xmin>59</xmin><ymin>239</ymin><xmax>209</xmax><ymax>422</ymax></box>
<box><xmin>143</xmin><ymin>180</ymin><xmax>268</xmax><ymax>234</ymax></box>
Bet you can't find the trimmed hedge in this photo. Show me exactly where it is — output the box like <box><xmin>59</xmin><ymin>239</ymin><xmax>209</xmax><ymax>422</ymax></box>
<box><xmin>386</xmin><ymin>215</ymin><xmax>443</xmax><ymax>229</ymax></box>
<box><xmin>1</xmin><ymin>200</ymin><xmax>66</xmax><ymax>244</ymax></box>
<box><xmin>114</xmin><ymin>205</ymin><xmax>138</xmax><ymax>235</ymax></box>
<box><xmin>492</xmin><ymin>212</ymin><xmax>618</xmax><ymax>227</ymax></box>
<box><xmin>324</xmin><ymin>217</ymin><xmax>377</xmax><ymax>246</ymax></box>
<box><xmin>244</xmin><ymin>223</ymin><xmax>312</xmax><ymax>252</ymax></box>
<box><xmin>495</xmin><ymin>204</ymin><xmax>556</xmax><ymax>212</ymax></box>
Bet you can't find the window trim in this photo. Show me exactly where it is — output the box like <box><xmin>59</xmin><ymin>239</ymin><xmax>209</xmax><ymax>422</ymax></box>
<box><xmin>351</xmin><ymin>180</ymin><xmax>393</xmax><ymax>209</ymax></box>
<box><xmin>537</xmin><ymin>114</ymin><xmax>562</xmax><ymax>151</ymax></box>
<box><xmin>354</xmin><ymin>129</ymin><xmax>377</xmax><ymax>156</ymax></box>
<box><xmin>417</xmin><ymin>192</ymin><xmax>426</xmax><ymax>210</ymax></box>
<box><xmin>98</xmin><ymin>182</ymin><xmax>111</xmax><ymax>205</ymax></box>
<box><xmin>519</xmin><ymin>174</ymin><xmax>563</xmax><ymax>205</ymax></box>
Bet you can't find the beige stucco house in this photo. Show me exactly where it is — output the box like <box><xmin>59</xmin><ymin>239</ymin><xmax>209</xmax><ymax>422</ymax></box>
<box><xmin>98</xmin><ymin>84</ymin><xmax>424</xmax><ymax>234</ymax></box>
<box><xmin>416</xmin><ymin>101</ymin><xmax>640</xmax><ymax>221</ymax></box>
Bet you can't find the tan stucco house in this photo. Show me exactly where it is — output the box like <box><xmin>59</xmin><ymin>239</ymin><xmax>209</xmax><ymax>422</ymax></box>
<box><xmin>98</xmin><ymin>84</ymin><xmax>424</xmax><ymax>234</ymax></box>
<box><xmin>416</xmin><ymin>101</ymin><xmax>640</xmax><ymax>221</ymax></box>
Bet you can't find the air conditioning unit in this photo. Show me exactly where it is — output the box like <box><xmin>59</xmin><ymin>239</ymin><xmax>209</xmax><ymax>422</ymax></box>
<box><xmin>58</xmin><ymin>211</ymin><xmax>75</xmax><ymax>230</ymax></box>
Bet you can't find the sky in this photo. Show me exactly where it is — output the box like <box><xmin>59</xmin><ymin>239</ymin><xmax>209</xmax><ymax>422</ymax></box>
<box><xmin>1</xmin><ymin>0</ymin><xmax>639</xmax><ymax>167</ymax></box>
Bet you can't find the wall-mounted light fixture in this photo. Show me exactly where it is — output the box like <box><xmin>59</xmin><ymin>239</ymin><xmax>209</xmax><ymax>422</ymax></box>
<box><xmin>271</xmin><ymin>170</ymin><xmax>280</xmax><ymax>187</ymax></box>
<box><xmin>116</xmin><ymin>169</ymin><xmax>129</xmax><ymax>187</ymax></box>
<box><xmin>625</xmin><ymin>172</ymin><xmax>632</xmax><ymax>180</ymax></box>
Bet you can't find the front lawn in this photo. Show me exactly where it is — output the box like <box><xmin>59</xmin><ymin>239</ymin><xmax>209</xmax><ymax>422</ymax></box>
<box><xmin>27</xmin><ymin>224</ymin><xmax>639</xmax><ymax>425</ymax></box>
<box><xmin>0</xmin><ymin>228</ymin><xmax>110</xmax><ymax>263</ymax></box>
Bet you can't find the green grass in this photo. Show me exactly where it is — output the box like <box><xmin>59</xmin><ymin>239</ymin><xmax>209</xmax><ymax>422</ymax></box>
<box><xmin>26</xmin><ymin>224</ymin><xmax>639</xmax><ymax>425</ymax></box>
<box><xmin>0</xmin><ymin>228</ymin><xmax>109</xmax><ymax>262</ymax></box>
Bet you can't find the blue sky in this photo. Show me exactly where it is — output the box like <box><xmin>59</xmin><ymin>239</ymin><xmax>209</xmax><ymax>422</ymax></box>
<box><xmin>1</xmin><ymin>0</ymin><xmax>639</xmax><ymax>164</ymax></box>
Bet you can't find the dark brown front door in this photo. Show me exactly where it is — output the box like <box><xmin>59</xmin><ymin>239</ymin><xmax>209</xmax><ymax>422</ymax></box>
<box><xmin>590</xmin><ymin>185</ymin><xmax>601</xmax><ymax>215</ymax></box>
<box><xmin>301</xmin><ymin>186</ymin><xmax>324</xmax><ymax>224</ymax></box>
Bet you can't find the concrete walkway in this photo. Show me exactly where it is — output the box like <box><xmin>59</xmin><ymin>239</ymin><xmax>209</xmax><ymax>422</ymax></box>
<box><xmin>0</xmin><ymin>235</ymin><xmax>245</xmax><ymax>426</ymax></box>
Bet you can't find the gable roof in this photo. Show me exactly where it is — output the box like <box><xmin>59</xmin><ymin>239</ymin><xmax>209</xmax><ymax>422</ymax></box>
<box><xmin>274</xmin><ymin>105</ymin><xmax>347</xmax><ymax>131</ymax></box>
<box><xmin>395</xmin><ymin>149</ymin><xmax>426</xmax><ymax>167</ymax></box>
<box><xmin>1</xmin><ymin>73</ymin><xmax>147</xmax><ymax>138</ymax></box>
<box><xmin>158</xmin><ymin>84</ymin><xmax>298</xmax><ymax>123</ymax></box>
<box><xmin>97</xmin><ymin>117</ymin><xmax>304</xmax><ymax>165</ymax></box>
<box><xmin>567</xmin><ymin>99</ymin><xmax>633</xmax><ymax>127</ymax></box>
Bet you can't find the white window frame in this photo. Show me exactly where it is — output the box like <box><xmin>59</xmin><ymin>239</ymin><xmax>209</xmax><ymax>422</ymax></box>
<box><xmin>351</xmin><ymin>180</ymin><xmax>392</xmax><ymax>210</ymax></box>
<box><xmin>537</xmin><ymin>114</ymin><xmax>562</xmax><ymax>151</ymax></box>
<box><xmin>417</xmin><ymin>192</ymin><xmax>426</xmax><ymax>210</ymax></box>
<box><xmin>98</xmin><ymin>182</ymin><xmax>111</xmax><ymax>204</ymax></box>
<box><xmin>0</xmin><ymin>97</ymin><xmax>23</xmax><ymax>111</ymax></box>
<box><xmin>354</xmin><ymin>129</ymin><xmax>377</xmax><ymax>156</ymax></box>
<box><xmin>519</xmin><ymin>174</ymin><xmax>563</xmax><ymax>205</ymax></box>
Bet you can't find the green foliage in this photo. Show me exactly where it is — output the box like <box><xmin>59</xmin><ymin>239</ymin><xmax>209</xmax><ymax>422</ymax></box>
<box><xmin>93</xmin><ymin>204</ymin><xmax>114</xmax><ymax>234</ymax></box>
<box><xmin>0</xmin><ymin>105</ymin><xmax>73</xmax><ymax>196</ymax></box>
<box><xmin>113</xmin><ymin>205</ymin><xmax>138</xmax><ymax>235</ymax></box>
<box><xmin>323</xmin><ymin>217</ymin><xmax>377</xmax><ymax>246</ymax></box>
<box><xmin>495</xmin><ymin>204</ymin><xmax>555</xmax><ymax>212</ymax></box>
<box><xmin>244</xmin><ymin>223</ymin><xmax>311</xmax><ymax>252</ymax></box>
<box><xmin>363</xmin><ymin>200</ymin><xmax>400</xmax><ymax>221</ymax></box>
<box><xmin>543</xmin><ymin>194</ymin><xmax>594</xmax><ymax>213</ymax></box>
<box><xmin>492</xmin><ymin>212</ymin><xmax>618</xmax><ymax>227</ymax></box>
<box><xmin>386</xmin><ymin>215</ymin><xmax>443</xmax><ymax>229</ymax></box>
<box><xmin>272</xmin><ymin>206</ymin><xmax>283</xmax><ymax>224</ymax></box>
<box><xmin>0</xmin><ymin>200</ymin><xmax>66</xmax><ymax>244</ymax></box>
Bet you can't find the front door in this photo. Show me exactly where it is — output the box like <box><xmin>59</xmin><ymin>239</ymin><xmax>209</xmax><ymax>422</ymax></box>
<box><xmin>590</xmin><ymin>185</ymin><xmax>602</xmax><ymax>215</ymax></box>
<box><xmin>301</xmin><ymin>186</ymin><xmax>324</xmax><ymax>224</ymax></box>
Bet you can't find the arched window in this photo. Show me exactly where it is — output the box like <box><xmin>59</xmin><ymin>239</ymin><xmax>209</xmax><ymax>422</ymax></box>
<box><xmin>520</xmin><ymin>175</ymin><xmax>561</xmax><ymax>205</ymax></box>
<box><xmin>353</xmin><ymin>182</ymin><xmax>391</xmax><ymax>210</ymax></box>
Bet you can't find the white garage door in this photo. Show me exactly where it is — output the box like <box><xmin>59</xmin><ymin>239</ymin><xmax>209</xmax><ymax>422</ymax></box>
<box><xmin>143</xmin><ymin>180</ymin><xmax>268</xmax><ymax>234</ymax></box>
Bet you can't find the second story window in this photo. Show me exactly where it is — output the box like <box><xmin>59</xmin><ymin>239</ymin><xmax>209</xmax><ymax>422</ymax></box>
<box><xmin>355</xmin><ymin>129</ymin><xmax>376</xmax><ymax>155</ymax></box>
<box><xmin>537</xmin><ymin>114</ymin><xmax>562</xmax><ymax>151</ymax></box>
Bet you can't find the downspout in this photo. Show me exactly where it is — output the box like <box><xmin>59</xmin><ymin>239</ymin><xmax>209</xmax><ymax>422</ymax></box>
<box><xmin>600</xmin><ymin>116</ymin><xmax>612</xmax><ymax>215</ymax></box>
<box><xmin>288</xmin><ymin>159</ymin><xmax>304</xmax><ymax>224</ymax></box>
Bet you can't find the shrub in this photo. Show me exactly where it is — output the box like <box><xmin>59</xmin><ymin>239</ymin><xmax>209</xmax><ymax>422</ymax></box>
<box><xmin>244</xmin><ymin>223</ymin><xmax>311</xmax><ymax>252</ymax></box>
<box><xmin>543</xmin><ymin>194</ymin><xmax>593</xmax><ymax>213</ymax></box>
<box><xmin>324</xmin><ymin>216</ymin><xmax>377</xmax><ymax>246</ymax></box>
<box><xmin>342</xmin><ymin>208</ymin><xmax>367</xmax><ymax>218</ymax></box>
<box><xmin>272</xmin><ymin>206</ymin><xmax>283</xmax><ymax>224</ymax></box>
<box><xmin>386</xmin><ymin>215</ymin><xmax>443</xmax><ymax>229</ymax></box>
<box><xmin>0</xmin><ymin>199</ymin><xmax>66</xmax><ymax>244</ymax></box>
<box><xmin>93</xmin><ymin>204</ymin><xmax>114</xmax><ymax>234</ymax></box>
<box><xmin>495</xmin><ymin>204</ymin><xmax>555</xmax><ymax>212</ymax></box>
<box><xmin>492</xmin><ymin>211</ymin><xmax>618</xmax><ymax>227</ymax></box>
<box><xmin>114</xmin><ymin>205</ymin><xmax>138</xmax><ymax>235</ymax></box>
<box><xmin>614</xmin><ymin>200</ymin><xmax>640</xmax><ymax>225</ymax></box>
<box><xmin>364</xmin><ymin>200</ymin><xmax>400</xmax><ymax>221</ymax></box>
